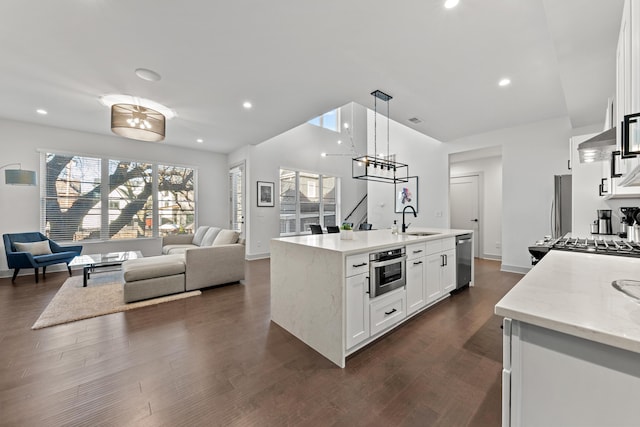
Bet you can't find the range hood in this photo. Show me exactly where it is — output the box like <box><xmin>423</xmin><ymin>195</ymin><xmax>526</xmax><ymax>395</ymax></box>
<box><xmin>577</xmin><ymin>127</ymin><xmax>617</xmax><ymax>163</ymax></box>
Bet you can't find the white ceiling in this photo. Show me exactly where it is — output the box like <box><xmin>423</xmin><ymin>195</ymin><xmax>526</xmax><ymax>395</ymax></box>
<box><xmin>0</xmin><ymin>0</ymin><xmax>624</xmax><ymax>154</ymax></box>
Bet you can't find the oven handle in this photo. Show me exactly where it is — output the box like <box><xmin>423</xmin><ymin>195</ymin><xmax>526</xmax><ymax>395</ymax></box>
<box><xmin>369</xmin><ymin>255</ymin><xmax>407</xmax><ymax>269</ymax></box>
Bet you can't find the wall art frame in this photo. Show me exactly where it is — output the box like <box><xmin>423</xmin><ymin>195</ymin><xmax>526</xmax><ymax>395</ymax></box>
<box><xmin>257</xmin><ymin>181</ymin><xmax>275</xmax><ymax>207</ymax></box>
<box><xmin>395</xmin><ymin>176</ymin><xmax>418</xmax><ymax>213</ymax></box>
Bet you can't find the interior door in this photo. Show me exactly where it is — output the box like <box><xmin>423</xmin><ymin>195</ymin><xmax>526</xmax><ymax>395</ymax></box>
<box><xmin>450</xmin><ymin>175</ymin><xmax>480</xmax><ymax>257</ymax></box>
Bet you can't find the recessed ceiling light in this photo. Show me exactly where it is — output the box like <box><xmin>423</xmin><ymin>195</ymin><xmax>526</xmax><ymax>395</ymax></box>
<box><xmin>99</xmin><ymin>94</ymin><xmax>176</xmax><ymax>119</ymax></box>
<box><xmin>337</xmin><ymin>140</ymin><xmax>342</xmax><ymax>145</ymax></box>
<box><xmin>135</xmin><ymin>68</ymin><xmax>162</xmax><ymax>82</ymax></box>
<box><xmin>321</xmin><ymin>152</ymin><xmax>327</xmax><ymax>157</ymax></box>
<box><xmin>196</xmin><ymin>138</ymin><xmax>204</xmax><ymax>143</ymax></box>
<box><xmin>499</xmin><ymin>78</ymin><xmax>512</xmax><ymax>87</ymax></box>
<box><xmin>243</xmin><ymin>101</ymin><xmax>252</xmax><ymax>109</ymax></box>
<box><xmin>444</xmin><ymin>0</ymin><xmax>459</xmax><ymax>9</ymax></box>
<box><xmin>36</xmin><ymin>109</ymin><xmax>48</xmax><ymax>115</ymax></box>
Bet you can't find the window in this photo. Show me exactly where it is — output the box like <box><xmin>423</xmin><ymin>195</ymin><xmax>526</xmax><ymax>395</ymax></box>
<box><xmin>42</xmin><ymin>153</ymin><xmax>196</xmax><ymax>241</ymax></box>
<box><xmin>279</xmin><ymin>169</ymin><xmax>339</xmax><ymax>235</ymax></box>
<box><xmin>308</xmin><ymin>108</ymin><xmax>340</xmax><ymax>132</ymax></box>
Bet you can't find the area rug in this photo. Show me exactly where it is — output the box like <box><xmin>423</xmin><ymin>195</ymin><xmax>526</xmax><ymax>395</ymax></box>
<box><xmin>32</xmin><ymin>272</ymin><xmax>201</xmax><ymax>330</ymax></box>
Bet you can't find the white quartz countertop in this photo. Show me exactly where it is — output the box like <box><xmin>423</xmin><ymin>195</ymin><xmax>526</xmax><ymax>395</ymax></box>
<box><xmin>495</xmin><ymin>250</ymin><xmax>640</xmax><ymax>354</ymax></box>
<box><xmin>271</xmin><ymin>228</ymin><xmax>473</xmax><ymax>254</ymax></box>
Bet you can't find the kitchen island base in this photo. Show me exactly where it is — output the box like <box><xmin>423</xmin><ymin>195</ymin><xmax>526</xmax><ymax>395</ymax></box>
<box><xmin>271</xmin><ymin>229</ymin><xmax>472</xmax><ymax>368</ymax></box>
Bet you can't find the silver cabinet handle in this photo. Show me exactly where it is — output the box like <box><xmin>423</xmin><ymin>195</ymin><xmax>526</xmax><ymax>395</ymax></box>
<box><xmin>353</xmin><ymin>262</ymin><xmax>367</xmax><ymax>268</ymax></box>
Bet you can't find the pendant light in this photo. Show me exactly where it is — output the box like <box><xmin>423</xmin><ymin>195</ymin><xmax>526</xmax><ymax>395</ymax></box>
<box><xmin>111</xmin><ymin>104</ymin><xmax>166</xmax><ymax>142</ymax></box>
<box><xmin>352</xmin><ymin>90</ymin><xmax>409</xmax><ymax>183</ymax></box>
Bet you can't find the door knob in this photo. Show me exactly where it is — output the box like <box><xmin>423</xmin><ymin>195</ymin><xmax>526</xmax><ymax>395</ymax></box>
<box><xmin>471</xmin><ymin>219</ymin><xmax>478</xmax><ymax>222</ymax></box>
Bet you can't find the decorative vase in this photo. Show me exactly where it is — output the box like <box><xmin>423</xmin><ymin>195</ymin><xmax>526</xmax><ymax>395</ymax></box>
<box><xmin>340</xmin><ymin>229</ymin><xmax>354</xmax><ymax>240</ymax></box>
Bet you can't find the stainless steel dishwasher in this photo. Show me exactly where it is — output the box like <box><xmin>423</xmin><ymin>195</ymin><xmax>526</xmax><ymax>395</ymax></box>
<box><xmin>456</xmin><ymin>234</ymin><xmax>472</xmax><ymax>290</ymax></box>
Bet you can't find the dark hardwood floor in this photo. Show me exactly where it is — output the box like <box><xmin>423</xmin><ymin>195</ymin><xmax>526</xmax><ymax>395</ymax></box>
<box><xmin>0</xmin><ymin>258</ymin><xmax>522</xmax><ymax>426</ymax></box>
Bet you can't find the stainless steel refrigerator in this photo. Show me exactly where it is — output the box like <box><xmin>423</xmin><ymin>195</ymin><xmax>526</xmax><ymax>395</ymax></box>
<box><xmin>552</xmin><ymin>175</ymin><xmax>572</xmax><ymax>238</ymax></box>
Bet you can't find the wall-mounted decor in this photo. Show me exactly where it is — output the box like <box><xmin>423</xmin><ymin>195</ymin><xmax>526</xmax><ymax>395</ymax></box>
<box><xmin>257</xmin><ymin>181</ymin><xmax>275</xmax><ymax>207</ymax></box>
<box><xmin>395</xmin><ymin>176</ymin><xmax>418</xmax><ymax>213</ymax></box>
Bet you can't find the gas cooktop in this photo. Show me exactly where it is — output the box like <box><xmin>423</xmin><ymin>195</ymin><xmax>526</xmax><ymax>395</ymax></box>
<box><xmin>529</xmin><ymin>237</ymin><xmax>640</xmax><ymax>264</ymax></box>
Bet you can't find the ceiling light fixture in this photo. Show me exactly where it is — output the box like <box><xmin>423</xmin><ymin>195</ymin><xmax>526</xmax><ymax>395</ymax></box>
<box><xmin>100</xmin><ymin>95</ymin><xmax>176</xmax><ymax>119</ymax></box>
<box><xmin>196</xmin><ymin>138</ymin><xmax>204</xmax><ymax>143</ymax></box>
<box><xmin>1</xmin><ymin>163</ymin><xmax>37</xmax><ymax>186</ymax></box>
<box><xmin>36</xmin><ymin>109</ymin><xmax>48</xmax><ymax>115</ymax></box>
<box><xmin>352</xmin><ymin>90</ymin><xmax>409</xmax><ymax>184</ymax></box>
<box><xmin>499</xmin><ymin>78</ymin><xmax>511</xmax><ymax>87</ymax></box>
<box><xmin>243</xmin><ymin>101</ymin><xmax>253</xmax><ymax>109</ymax></box>
<box><xmin>111</xmin><ymin>104</ymin><xmax>165</xmax><ymax>142</ymax></box>
<box><xmin>444</xmin><ymin>0</ymin><xmax>460</xmax><ymax>9</ymax></box>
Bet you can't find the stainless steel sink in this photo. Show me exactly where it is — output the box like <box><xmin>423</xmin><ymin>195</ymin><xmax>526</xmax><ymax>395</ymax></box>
<box><xmin>404</xmin><ymin>232</ymin><xmax>440</xmax><ymax>236</ymax></box>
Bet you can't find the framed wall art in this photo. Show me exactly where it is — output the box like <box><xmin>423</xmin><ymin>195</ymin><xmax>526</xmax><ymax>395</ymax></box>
<box><xmin>395</xmin><ymin>176</ymin><xmax>418</xmax><ymax>213</ymax></box>
<box><xmin>257</xmin><ymin>181</ymin><xmax>275</xmax><ymax>207</ymax></box>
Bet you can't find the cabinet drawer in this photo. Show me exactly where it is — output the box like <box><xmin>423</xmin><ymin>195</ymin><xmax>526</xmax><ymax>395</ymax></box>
<box><xmin>441</xmin><ymin>237</ymin><xmax>455</xmax><ymax>251</ymax></box>
<box><xmin>426</xmin><ymin>240</ymin><xmax>442</xmax><ymax>255</ymax></box>
<box><xmin>406</xmin><ymin>242</ymin><xmax>426</xmax><ymax>260</ymax></box>
<box><xmin>346</xmin><ymin>253</ymin><xmax>369</xmax><ymax>277</ymax></box>
<box><xmin>370</xmin><ymin>289</ymin><xmax>406</xmax><ymax>336</ymax></box>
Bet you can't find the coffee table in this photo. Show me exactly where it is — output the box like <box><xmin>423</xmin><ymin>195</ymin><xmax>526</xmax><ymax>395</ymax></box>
<box><xmin>69</xmin><ymin>251</ymin><xmax>143</xmax><ymax>287</ymax></box>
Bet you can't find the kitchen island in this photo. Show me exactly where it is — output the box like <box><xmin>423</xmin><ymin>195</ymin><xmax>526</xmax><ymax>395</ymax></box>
<box><xmin>270</xmin><ymin>228</ymin><xmax>472</xmax><ymax>367</ymax></box>
<box><xmin>495</xmin><ymin>250</ymin><xmax>640</xmax><ymax>426</ymax></box>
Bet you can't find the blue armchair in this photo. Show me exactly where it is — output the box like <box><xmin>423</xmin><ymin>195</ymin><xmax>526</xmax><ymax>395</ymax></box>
<box><xmin>3</xmin><ymin>232</ymin><xmax>82</xmax><ymax>283</ymax></box>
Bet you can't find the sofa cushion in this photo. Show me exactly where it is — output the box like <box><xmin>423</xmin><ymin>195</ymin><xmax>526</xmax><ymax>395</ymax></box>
<box><xmin>200</xmin><ymin>227</ymin><xmax>221</xmax><ymax>247</ymax></box>
<box><xmin>14</xmin><ymin>240</ymin><xmax>52</xmax><ymax>256</ymax></box>
<box><xmin>191</xmin><ymin>226</ymin><xmax>210</xmax><ymax>246</ymax></box>
<box><xmin>123</xmin><ymin>254</ymin><xmax>185</xmax><ymax>282</ymax></box>
<box><xmin>162</xmin><ymin>244</ymin><xmax>198</xmax><ymax>255</ymax></box>
<box><xmin>213</xmin><ymin>229</ymin><xmax>240</xmax><ymax>245</ymax></box>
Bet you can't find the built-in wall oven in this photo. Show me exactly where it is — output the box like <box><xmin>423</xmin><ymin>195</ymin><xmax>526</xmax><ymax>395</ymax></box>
<box><xmin>369</xmin><ymin>247</ymin><xmax>406</xmax><ymax>298</ymax></box>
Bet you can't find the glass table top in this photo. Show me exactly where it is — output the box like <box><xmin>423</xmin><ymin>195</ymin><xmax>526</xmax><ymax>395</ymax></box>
<box><xmin>69</xmin><ymin>251</ymin><xmax>143</xmax><ymax>267</ymax></box>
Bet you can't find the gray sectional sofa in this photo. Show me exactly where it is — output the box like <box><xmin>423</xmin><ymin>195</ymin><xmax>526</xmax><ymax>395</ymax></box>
<box><xmin>122</xmin><ymin>226</ymin><xmax>245</xmax><ymax>302</ymax></box>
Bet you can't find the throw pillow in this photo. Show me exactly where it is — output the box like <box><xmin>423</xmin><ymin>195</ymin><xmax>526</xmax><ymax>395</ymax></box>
<box><xmin>14</xmin><ymin>240</ymin><xmax>52</xmax><ymax>256</ymax></box>
<box><xmin>213</xmin><ymin>229</ymin><xmax>240</xmax><ymax>245</ymax></box>
<box><xmin>200</xmin><ymin>227</ymin><xmax>221</xmax><ymax>247</ymax></box>
<box><xmin>191</xmin><ymin>226</ymin><xmax>210</xmax><ymax>246</ymax></box>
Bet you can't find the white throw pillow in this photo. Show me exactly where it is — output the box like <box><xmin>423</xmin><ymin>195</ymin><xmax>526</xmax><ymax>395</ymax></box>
<box><xmin>200</xmin><ymin>227</ymin><xmax>221</xmax><ymax>247</ymax></box>
<box><xmin>213</xmin><ymin>229</ymin><xmax>240</xmax><ymax>245</ymax></box>
<box><xmin>191</xmin><ymin>226</ymin><xmax>210</xmax><ymax>246</ymax></box>
<box><xmin>14</xmin><ymin>240</ymin><xmax>52</xmax><ymax>256</ymax></box>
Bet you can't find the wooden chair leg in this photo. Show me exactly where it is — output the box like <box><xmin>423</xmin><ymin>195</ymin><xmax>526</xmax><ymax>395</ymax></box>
<box><xmin>43</xmin><ymin>266</ymin><xmax>47</xmax><ymax>279</ymax></box>
<box><xmin>11</xmin><ymin>268</ymin><xmax>19</xmax><ymax>283</ymax></box>
<box><xmin>34</xmin><ymin>268</ymin><xmax>39</xmax><ymax>283</ymax></box>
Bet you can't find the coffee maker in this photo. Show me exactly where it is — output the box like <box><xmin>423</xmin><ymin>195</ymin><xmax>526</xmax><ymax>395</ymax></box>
<box><xmin>597</xmin><ymin>209</ymin><xmax>613</xmax><ymax>235</ymax></box>
<box><xmin>620</xmin><ymin>207</ymin><xmax>640</xmax><ymax>240</ymax></box>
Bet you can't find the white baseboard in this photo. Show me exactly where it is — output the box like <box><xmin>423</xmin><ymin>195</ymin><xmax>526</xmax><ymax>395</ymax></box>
<box><xmin>500</xmin><ymin>264</ymin><xmax>530</xmax><ymax>275</ymax></box>
<box><xmin>481</xmin><ymin>254</ymin><xmax>502</xmax><ymax>261</ymax></box>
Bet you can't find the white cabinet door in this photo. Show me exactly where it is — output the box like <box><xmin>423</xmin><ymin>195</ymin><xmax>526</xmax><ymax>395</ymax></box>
<box><xmin>346</xmin><ymin>273</ymin><xmax>369</xmax><ymax>349</ymax></box>
<box><xmin>425</xmin><ymin>253</ymin><xmax>443</xmax><ymax>303</ymax></box>
<box><xmin>442</xmin><ymin>249</ymin><xmax>456</xmax><ymax>293</ymax></box>
<box><xmin>406</xmin><ymin>256</ymin><xmax>425</xmax><ymax>315</ymax></box>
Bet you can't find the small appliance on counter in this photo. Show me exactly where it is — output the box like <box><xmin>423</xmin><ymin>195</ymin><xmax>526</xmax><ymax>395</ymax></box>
<box><xmin>597</xmin><ymin>209</ymin><xmax>613</xmax><ymax>235</ymax></box>
<box><xmin>620</xmin><ymin>207</ymin><xmax>639</xmax><ymax>240</ymax></box>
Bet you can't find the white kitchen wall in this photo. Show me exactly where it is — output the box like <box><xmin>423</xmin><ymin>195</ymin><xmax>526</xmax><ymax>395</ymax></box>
<box><xmin>366</xmin><ymin>109</ymin><xmax>449</xmax><ymax>231</ymax></box>
<box><xmin>450</xmin><ymin>155</ymin><xmax>503</xmax><ymax>259</ymax></box>
<box><xmin>446</xmin><ymin>117</ymin><xmax>572</xmax><ymax>273</ymax></box>
<box><xmin>233</xmin><ymin>103</ymin><xmax>368</xmax><ymax>259</ymax></box>
<box><xmin>0</xmin><ymin>118</ymin><xmax>229</xmax><ymax>276</ymax></box>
